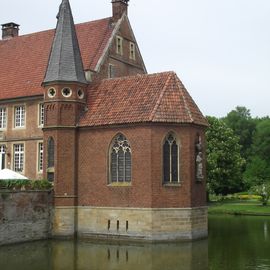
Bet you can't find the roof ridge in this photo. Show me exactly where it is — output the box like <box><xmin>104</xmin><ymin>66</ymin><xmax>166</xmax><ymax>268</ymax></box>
<box><xmin>2</xmin><ymin>17</ymin><xmax>111</xmax><ymax>40</ymax></box>
<box><xmin>149</xmin><ymin>72</ymin><xmax>174</xmax><ymax>121</ymax></box>
<box><xmin>103</xmin><ymin>71</ymin><xmax>175</xmax><ymax>83</ymax></box>
<box><xmin>174</xmin><ymin>74</ymin><xmax>194</xmax><ymax>123</ymax></box>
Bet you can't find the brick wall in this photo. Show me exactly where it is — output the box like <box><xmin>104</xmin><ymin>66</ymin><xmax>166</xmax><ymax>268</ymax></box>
<box><xmin>75</xmin><ymin>124</ymin><xmax>206</xmax><ymax>209</ymax></box>
<box><xmin>92</xmin><ymin>16</ymin><xmax>146</xmax><ymax>82</ymax></box>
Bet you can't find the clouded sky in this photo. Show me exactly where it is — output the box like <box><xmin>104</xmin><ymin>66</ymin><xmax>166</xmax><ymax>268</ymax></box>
<box><xmin>1</xmin><ymin>0</ymin><xmax>269</xmax><ymax>117</ymax></box>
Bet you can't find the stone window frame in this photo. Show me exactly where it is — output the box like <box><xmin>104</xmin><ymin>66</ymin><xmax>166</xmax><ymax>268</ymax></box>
<box><xmin>38</xmin><ymin>103</ymin><xmax>44</xmax><ymax>127</ymax></box>
<box><xmin>129</xmin><ymin>42</ymin><xmax>136</xmax><ymax>60</ymax></box>
<box><xmin>162</xmin><ymin>131</ymin><xmax>180</xmax><ymax>185</ymax></box>
<box><xmin>116</xmin><ymin>35</ymin><xmax>123</xmax><ymax>55</ymax></box>
<box><xmin>48</xmin><ymin>87</ymin><xmax>57</xmax><ymax>98</ymax></box>
<box><xmin>0</xmin><ymin>144</ymin><xmax>6</xmax><ymax>170</ymax></box>
<box><xmin>108</xmin><ymin>133</ymin><xmax>132</xmax><ymax>186</ymax></box>
<box><xmin>14</xmin><ymin>105</ymin><xmax>26</xmax><ymax>129</ymax></box>
<box><xmin>0</xmin><ymin>107</ymin><xmax>7</xmax><ymax>129</ymax></box>
<box><xmin>12</xmin><ymin>143</ymin><xmax>25</xmax><ymax>173</ymax></box>
<box><xmin>61</xmin><ymin>87</ymin><xmax>72</xmax><ymax>98</ymax></box>
<box><xmin>77</xmin><ymin>89</ymin><xmax>84</xmax><ymax>99</ymax></box>
<box><xmin>37</xmin><ymin>141</ymin><xmax>43</xmax><ymax>173</ymax></box>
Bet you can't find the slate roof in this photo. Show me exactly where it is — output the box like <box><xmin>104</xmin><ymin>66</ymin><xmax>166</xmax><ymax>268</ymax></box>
<box><xmin>0</xmin><ymin>18</ymin><xmax>113</xmax><ymax>100</ymax></box>
<box><xmin>80</xmin><ymin>72</ymin><xmax>208</xmax><ymax>127</ymax></box>
<box><xmin>43</xmin><ymin>0</ymin><xmax>87</xmax><ymax>85</ymax></box>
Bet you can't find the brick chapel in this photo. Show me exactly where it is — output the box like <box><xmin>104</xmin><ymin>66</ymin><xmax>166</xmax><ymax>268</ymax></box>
<box><xmin>0</xmin><ymin>0</ymin><xmax>208</xmax><ymax>241</ymax></box>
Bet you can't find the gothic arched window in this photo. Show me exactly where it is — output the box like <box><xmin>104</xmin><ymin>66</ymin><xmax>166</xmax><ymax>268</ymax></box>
<box><xmin>163</xmin><ymin>132</ymin><xmax>179</xmax><ymax>183</ymax></box>
<box><xmin>47</xmin><ymin>137</ymin><xmax>55</xmax><ymax>168</ymax></box>
<box><xmin>110</xmin><ymin>134</ymin><xmax>131</xmax><ymax>183</ymax></box>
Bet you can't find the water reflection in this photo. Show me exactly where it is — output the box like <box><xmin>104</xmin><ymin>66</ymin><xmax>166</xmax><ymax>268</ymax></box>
<box><xmin>52</xmin><ymin>240</ymin><xmax>208</xmax><ymax>270</ymax></box>
<box><xmin>1</xmin><ymin>216</ymin><xmax>270</xmax><ymax>270</ymax></box>
<box><xmin>208</xmin><ymin>215</ymin><xmax>270</xmax><ymax>270</ymax></box>
<box><xmin>0</xmin><ymin>239</ymin><xmax>208</xmax><ymax>270</ymax></box>
<box><xmin>264</xmin><ymin>221</ymin><xmax>268</xmax><ymax>241</ymax></box>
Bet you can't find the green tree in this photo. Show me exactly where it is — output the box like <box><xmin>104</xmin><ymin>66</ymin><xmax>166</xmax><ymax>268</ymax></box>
<box><xmin>252</xmin><ymin>118</ymin><xmax>270</xmax><ymax>163</ymax></box>
<box><xmin>223</xmin><ymin>106</ymin><xmax>256</xmax><ymax>159</ymax></box>
<box><xmin>206</xmin><ymin>116</ymin><xmax>245</xmax><ymax>195</ymax></box>
<box><xmin>244</xmin><ymin>156</ymin><xmax>270</xmax><ymax>187</ymax></box>
<box><xmin>244</xmin><ymin>118</ymin><xmax>270</xmax><ymax>188</ymax></box>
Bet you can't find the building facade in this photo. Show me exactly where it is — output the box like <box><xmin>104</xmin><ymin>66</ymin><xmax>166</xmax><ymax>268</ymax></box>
<box><xmin>0</xmin><ymin>0</ymin><xmax>208</xmax><ymax>241</ymax></box>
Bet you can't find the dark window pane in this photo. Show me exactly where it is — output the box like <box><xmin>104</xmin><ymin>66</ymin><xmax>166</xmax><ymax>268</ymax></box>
<box><xmin>172</xmin><ymin>141</ymin><xmax>178</xmax><ymax>182</ymax></box>
<box><xmin>1</xmin><ymin>153</ymin><xmax>5</xmax><ymax>169</ymax></box>
<box><xmin>48</xmin><ymin>137</ymin><xmax>54</xmax><ymax>168</ymax></box>
<box><xmin>163</xmin><ymin>141</ymin><xmax>170</xmax><ymax>182</ymax></box>
<box><xmin>111</xmin><ymin>150</ymin><xmax>118</xmax><ymax>182</ymax></box>
<box><xmin>47</xmin><ymin>172</ymin><xmax>54</xmax><ymax>182</ymax></box>
<box><xmin>118</xmin><ymin>148</ymin><xmax>124</xmax><ymax>182</ymax></box>
<box><xmin>125</xmin><ymin>150</ymin><xmax>131</xmax><ymax>182</ymax></box>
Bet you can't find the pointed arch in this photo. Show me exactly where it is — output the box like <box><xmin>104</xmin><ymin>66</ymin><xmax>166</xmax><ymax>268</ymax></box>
<box><xmin>163</xmin><ymin>132</ymin><xmax>180</xmax><ymax>183</ymax></box>
<box><xmin>109</xmin><ymin>133</ymin><xmax>132</xmax><ymax>183</ymax></box>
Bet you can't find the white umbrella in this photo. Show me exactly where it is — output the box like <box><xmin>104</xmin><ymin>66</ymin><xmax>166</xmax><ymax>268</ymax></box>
<box><xmin>0</xmin><ymin>169</ymin><xmax>28</xmax><ymax>180</ymax></box>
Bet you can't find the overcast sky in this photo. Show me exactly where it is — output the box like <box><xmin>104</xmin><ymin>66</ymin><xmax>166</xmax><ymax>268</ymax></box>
<box><xmin>1</xmin><ymin>0</ymin><xmax>269</xmax><ymax>118</ymax></box>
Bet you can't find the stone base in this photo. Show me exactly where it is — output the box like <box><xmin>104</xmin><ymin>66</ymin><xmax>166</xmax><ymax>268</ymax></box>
<box><xmin>52</xmin><ymin>206</ymin><xmax>208</xmax><ymax>242</ymax></box>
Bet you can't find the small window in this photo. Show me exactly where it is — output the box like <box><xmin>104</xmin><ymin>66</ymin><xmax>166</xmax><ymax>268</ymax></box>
<box><xmin>129</xmin><ymin>42</ymin><xmax>136</xmax><ymax>60</ymax></box>
<box><xmin>163</xmin><ymin>132</ymin><xmax>179</xmax><ymax>183</ymax></box>
<box><xmin>14</xmin><ymin>105</ymin><xmax>25</xmax><ymax>128</ymax></box>
<box><xmin>108</xmin><ymin>64</ymin><xmax>115</xmax><ymax>79</ymax></box>
<box><xmin>0</xmin><ymin>107</ymin><xmax>7</xmax><ymax>129</ymax></box>
<box><xmin>116</xmin><ymin>36</ymin><xmax>123</xmax><ymax>55</ymax></box>
<box><xmin>110</xmin><ymin>134</ymin><xmax>132</xmax><ymax>183</ymax></box>
<box><xmin>0</xmin><ymin>145</ymin><xmax>6</xmax><ymax>170</ymax></box>
<box><xmin>77</xmin><ymin>89</ymin><xmax>84</xmax><ymax>99</ymax></box>
<box><xmin>38</xmin><ymin>142</ymin><xmax>43</xmax><ymax>173</ymax></box>
<box><xmin>39</xmin><ymin>104</ymin><xmax>44</xmax><ymax>126</ymax></box>
<box><xmin>62</xmin><ymin>87</ymin><xmax>72</xmax><ymax>98</ymax></box>
<box><xmin>13</xmin><ymin>144</ymin><xmax>24</xmax><ymax>172</ymax></box>
<box><xmin>48</xmin><ymin>88</ymin><xmax>56</xmax><ymax>98</ymax></box>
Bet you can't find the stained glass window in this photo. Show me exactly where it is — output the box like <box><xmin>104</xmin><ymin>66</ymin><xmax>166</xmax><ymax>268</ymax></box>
<box><xmin>110</xmin><ymin>134</ymin><xmax>132</xmax><ymax>183</ymax></box>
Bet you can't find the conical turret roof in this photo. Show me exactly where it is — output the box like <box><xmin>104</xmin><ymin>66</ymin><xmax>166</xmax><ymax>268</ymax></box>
<box><xmin>43</xmin><ymin>0</ymin><xmax>87</xmax><ymax>85</ymax></box>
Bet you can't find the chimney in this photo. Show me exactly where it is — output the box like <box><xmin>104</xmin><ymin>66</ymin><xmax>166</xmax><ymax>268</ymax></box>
<box><xmin>1</xmin><ymin>22</ymin><xmax>20</xmax><ymax>40</ymax></box>
<box><xmin>112</xmin><ymin>0</ymin><xmax>129</xmax><ymax>21</ymax></box>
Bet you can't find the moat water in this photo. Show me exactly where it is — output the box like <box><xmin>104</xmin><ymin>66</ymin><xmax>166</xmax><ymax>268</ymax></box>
<box><xmin>0</xmin><ymin>215</ymin><xmax>270</xmax><ymax>270</ymax></box>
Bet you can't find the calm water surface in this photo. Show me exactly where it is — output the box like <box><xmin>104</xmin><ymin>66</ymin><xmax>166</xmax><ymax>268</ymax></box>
<box><xmin>0</xmin><ymin>215</ymin><xmax>269</xmax><ymax>270</ymax></box>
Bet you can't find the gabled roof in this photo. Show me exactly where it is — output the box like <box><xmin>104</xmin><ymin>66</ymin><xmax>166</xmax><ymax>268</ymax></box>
<box><xmin>79</xmin><ymin>72</ymin><xmax>208</xmax><ymax>127</ymax></box>
<box><xmin>0</xmin><ymin>18</ymin><xmax>114</xmax><ymax>100</ymax></box>
<box><xmin>43</xmin><ymin>0</ymin><xmax>87</xmax><ymax>85</ymax></box>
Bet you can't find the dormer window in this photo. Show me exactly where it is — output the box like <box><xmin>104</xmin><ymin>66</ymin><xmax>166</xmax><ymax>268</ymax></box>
<box><xmin>129</xmin><ymin>42</ymin><xmax>136</xmax><ymax>60</ymax></box>
<box><xmin>116</xmin><ymin>36</ymin><xmax>123</xmax><ymax>55</ymax></box>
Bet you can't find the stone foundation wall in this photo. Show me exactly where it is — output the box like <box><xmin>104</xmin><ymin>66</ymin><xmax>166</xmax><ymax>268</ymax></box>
<box><xmin>53</xmin><ymin>206</ymin><xmax>208</xmax><ymax>242</ymax></box>
<box><xmin>0</xmin><ymin>191</ymin><xmax>52</xmax><ymax>246</ymax></box>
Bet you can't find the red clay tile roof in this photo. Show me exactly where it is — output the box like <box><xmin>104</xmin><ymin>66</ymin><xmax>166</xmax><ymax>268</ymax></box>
<box><xmin>80</xmin><ymin>72</ymin><xmax>208</xmax><ymax>127</ymax></box>
<box><xmin>0</xmin><ymin>18</ymin><xmax>113</xmax><ymax>100</ymax></box>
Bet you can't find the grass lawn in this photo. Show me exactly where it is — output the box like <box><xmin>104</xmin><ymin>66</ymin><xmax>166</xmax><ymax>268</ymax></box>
<box><xmin>208</xmin><ymin>200</ymin><xmax>270</xmax><ymax>216</ymax></box>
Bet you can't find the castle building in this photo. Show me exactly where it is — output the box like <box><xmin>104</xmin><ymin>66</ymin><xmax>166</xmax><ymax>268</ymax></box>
<box><xmin>0</xmin><ymin>0</ymin><xmax>208</xmax><ymax>241</ymax></box>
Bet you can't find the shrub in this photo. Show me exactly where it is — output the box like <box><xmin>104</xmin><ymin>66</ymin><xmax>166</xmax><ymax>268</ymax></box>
<box><xmin>0</xmin><ymin>179</ymin><xmax>52</xmax><ymax>190</ymax></box>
